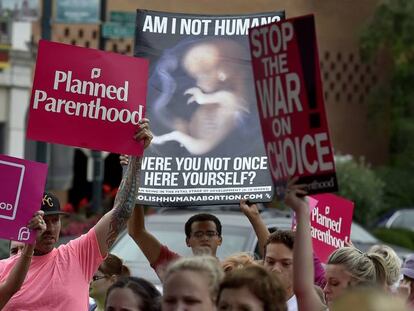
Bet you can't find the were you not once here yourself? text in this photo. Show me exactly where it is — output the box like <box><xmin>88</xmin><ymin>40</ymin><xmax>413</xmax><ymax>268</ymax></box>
<box><xmin>141</xmin><ymin>156</ymin><xmax>268</xmax><ymax>187</ymax></box>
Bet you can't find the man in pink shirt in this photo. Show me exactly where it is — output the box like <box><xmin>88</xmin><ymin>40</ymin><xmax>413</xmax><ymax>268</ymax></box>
<box><xmin>0</xmin><ymin>120</ymin><xmax>152</xmax><ymax>311</ymax></box>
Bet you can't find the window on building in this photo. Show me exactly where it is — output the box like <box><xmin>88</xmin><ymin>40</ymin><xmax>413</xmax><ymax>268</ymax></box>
<box><xmin>0</xmin><ymin>123</ymin><xmax>4</xmax><ymax>154</ymax></box>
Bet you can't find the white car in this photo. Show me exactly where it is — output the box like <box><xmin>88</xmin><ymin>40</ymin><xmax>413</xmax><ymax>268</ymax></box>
<box><xmin>110</xmin><ymin>208</ymin><xmax>410</xmax><ymax>287</ymax></box>
<box><xmin>380</xmin><ymin>209</ymin><xmax>414</xmax><ymax>231</ymax></box>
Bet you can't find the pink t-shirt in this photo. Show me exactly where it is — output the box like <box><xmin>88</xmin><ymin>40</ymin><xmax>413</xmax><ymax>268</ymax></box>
<box><xmin>150</xmin><ymin>245</ymin><xmax>180</xmax><ymax>281</ymax></box>
<box><xmin>0</xmin><ymin>228</ymin><xmax>104</xmax><ymax>311</ymax></box>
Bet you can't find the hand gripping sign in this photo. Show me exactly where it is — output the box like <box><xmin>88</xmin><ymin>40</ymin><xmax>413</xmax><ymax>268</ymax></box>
<box><xmin>0</xmin><ymin>154</ymin><xmax>48</xmax><ymax>243</ymax></box>
<box><xmin>27</xmin><ymin>40</ymin><xmax>149</xmax><ymax>156</ymax></box>
<box><xmin>249</xmin><ymin>14</ymin><xmax>338</xmax><ymax>197</ymax></box>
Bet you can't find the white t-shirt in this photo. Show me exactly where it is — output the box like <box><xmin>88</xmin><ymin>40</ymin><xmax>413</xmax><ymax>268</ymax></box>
<box><xmin>287</xmin><ymin>294</ymin><xmax>298</xmax><ymax>311</ymax></box>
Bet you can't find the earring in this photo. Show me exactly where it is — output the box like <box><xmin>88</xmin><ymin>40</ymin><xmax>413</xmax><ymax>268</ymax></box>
<box><xmin>218</xmin><ymin>71</ymin><xmax>227</xmax><ymax>81</ymax></box>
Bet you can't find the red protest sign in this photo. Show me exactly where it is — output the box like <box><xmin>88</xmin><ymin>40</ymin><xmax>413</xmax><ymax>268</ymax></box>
<box><xmin>249</xmin><ymin>15</ymin><xmax>337</xmax><ymax>196</ymax></box>
<box><xmin>27</xmin><ymin>40</ymin><xmax>149</xmax><ymax>156</ymax></box>
<box><xmin>308</xmin><ymin>194</ymin><xmax>354</xmax><ymax>263</ymax></box>
<box><xmin>0</xmin><ymin>154</ymin><xmax>48</xmax><ymax>243</ymax></box>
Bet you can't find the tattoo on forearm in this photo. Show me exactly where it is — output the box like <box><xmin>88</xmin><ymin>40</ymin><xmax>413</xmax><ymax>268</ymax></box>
<box><xmin>106</xmin><ymin>156</ymin><xmax>142</xmax><ymax>247</ymax></box>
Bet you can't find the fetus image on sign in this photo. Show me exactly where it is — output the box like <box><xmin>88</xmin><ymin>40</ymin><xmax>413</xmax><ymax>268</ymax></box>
<box><xmin>148</xmin><ymin>38</ymin><xmax>261</xmax><ymax>156</ymax></box>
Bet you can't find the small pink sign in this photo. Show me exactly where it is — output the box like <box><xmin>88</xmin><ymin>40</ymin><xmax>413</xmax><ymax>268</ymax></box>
<box><xmin>308</xmin><ymin>193</ymin><xmax>354</xmax><ymax>263</ymax></box>
<box><xmin>0</xmin><ymin>154</ymin><xmax>48</xmax><ymax>243</ymax></box>
<box><xmin>27</xmin><ymin>40</ymin><xmax>149</xmax><ymax>156</ymax></box>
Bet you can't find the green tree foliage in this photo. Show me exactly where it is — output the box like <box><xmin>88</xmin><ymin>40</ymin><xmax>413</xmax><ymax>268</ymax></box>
<box><xmin>335</xmin><ymin>157</ymin><xmax>386</xmax><ymax>226</ymax></box>
<box><xmin>372</xmin><ymin>228</ymin><xmax>414</xmax><ymax>250</ymax></box>
<box><xmin>376</xmin><ymin>166</ymin><xmax>414</xmax><ymax>209</ymax></box>
<box><xmin>360</xmin><ymin>0</ymin><xmax>414</xmax><ymax>168</ymax></box>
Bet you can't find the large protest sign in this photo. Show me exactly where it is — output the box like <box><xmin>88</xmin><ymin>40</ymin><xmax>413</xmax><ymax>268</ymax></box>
<box><xmin>308</xmin><ymin>194</ymin><xmax>354</xmax><ymax>263</ymax></box>
<box><xmin>249</xmin><ymin>15</ymin><xmax>338</xmax><ymax>197</ymax></box>
<box><xmin>0</xmin><ymin>154</ymin><xmax>48</xmax><ymax>243</ymax></box>
<box><xmin>135</xmin><ymin>10</ymin><xmax>285</xmax><ymax>206</ymax></box>
<box><xmin>27</xmin><ymin>40</ymin><xmax>149</xmax><ymax>156</ymax></box>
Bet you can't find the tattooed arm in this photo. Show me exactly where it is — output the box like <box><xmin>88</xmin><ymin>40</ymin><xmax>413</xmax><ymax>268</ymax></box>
<box><xmin>94</xmin><ymin>119</ymin><xmax>152</xmax><ymax>256</ymax></box>
<box><xmin>0</xmin><ymin>211</ymin><xmax>46</xmax><ymax>310</ymax></box>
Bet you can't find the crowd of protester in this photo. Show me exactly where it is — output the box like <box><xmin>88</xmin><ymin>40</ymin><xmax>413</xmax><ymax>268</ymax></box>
<box><xmin>1</xmin><ymin>122</ymin><xmax>414</xmax><ymax>311</ymax></box>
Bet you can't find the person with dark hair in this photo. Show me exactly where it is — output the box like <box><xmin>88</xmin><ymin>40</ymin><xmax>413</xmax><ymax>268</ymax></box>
<box><xmin>89</xmin><ymin>254</ymin><xmax>131</xmax><ymax>311</ymax></box>
<box><xmin>241</xmin><ymin>198</ymin><xmax>327</xmax><ymax>311</ymax></box>
<box><xmin>0</xmin><ymin>211</ymin><xmax>45</xmax><ymax>310</ymax></box>
<box><xmin>0</xmin><ymin>120</ymin><xmax>152</xmax><ymax>311</ymax></box>
<box><xmin>104</xmin><ymin>276</ymin><xmax>161</xmax><ymax>311</ymax></box>
<box><xmin>217</xmin><ymin>265</ymin><xmax>287</xmax><ymax>311</ymax></box>
<box><xmin>262</xmin><ymin>230</ymin><xmax>298</xmax><ymax>311</ymax></box>
<box><xmin>400</xmin><ymin>254</ymin><xmax>414</xmax><ymax>308</ymax></box>
<box><xmin>184</xmin><ymin>213</ymin><xmax>222</xmax><ymax>240</ymax></box>
<box><xmin>127</xmin><ymin>204</ymin><xmax>222</xmax><ymax>281</ymax></box>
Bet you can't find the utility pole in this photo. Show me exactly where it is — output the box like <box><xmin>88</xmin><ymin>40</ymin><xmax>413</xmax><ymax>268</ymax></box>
<box><xmin>90</xmin><ymin>0</ymin><xmax>106</xmax><ymax>214</ymax></box>
<box><xmin>36</xmin><ymin>0</ymin><xmax>51</xmax><ymax>163</ymax></box>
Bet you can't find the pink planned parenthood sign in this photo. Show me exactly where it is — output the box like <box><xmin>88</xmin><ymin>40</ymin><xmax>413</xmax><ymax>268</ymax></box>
<box><xmin>308</xmin><ymin>193</ymin><xmax>354</xmax><ymax>263</ymax></box>
<box><xmin>0</xmin><ymin>154</ymin><xmax>48</xmax><ymax>243</ymax></box>
<box><xmin>27</xmin><ymin>40</ymin><xmax>149</xmax><ymax>156</ymax></box>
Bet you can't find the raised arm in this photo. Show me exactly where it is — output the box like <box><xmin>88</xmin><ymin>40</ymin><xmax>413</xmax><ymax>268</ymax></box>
<box><xmin>94</xmin><ymin>119</ymin><xmax>152</xmax><ymax>256</ymax></box>
<box><xmin>285</xmin><ymin>179</ymin><xmax>326</xmax><ymax>311</ymax></box>
<box><xmin>240</xmin><ymin>199</ymin><xmax>269</xmax><ymax>257</ymax></box>
<box><xmin>127</xmin><ymin>204</ymin><xmax>163</xmax><ymax>265</ymax></box>
<box><xmin>121</xmin><ymin>154</ymin><xmax>164</xmax><ymax>264</ymax></box>
<box><xmin>0</xmin><ymin>211</ymin><xmax>46</xmax><ymax>309</ymax></box>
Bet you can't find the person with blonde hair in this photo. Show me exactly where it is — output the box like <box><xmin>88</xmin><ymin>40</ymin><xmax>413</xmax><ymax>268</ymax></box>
<box><xmin>217</xmin><ymin>265</ymin><xmax>287</xmax><ymax>311</ymax></box>
<box><xmin>369</xmin><ymin>244</ymin><xmax>402</xmax><ymax>291</ymax></box>
<box><xmin>162</xmin><ymin>255</ymin><xmax>224</xmax><ymax>311</ymax></box>
<box><xmin>331</xmin><ymin>287</ymin><xmax>409</xmax><ymax>311</ymax></box>
<box><xmin>221</xmin><ymin>252</ymin><xmax>257</xmax><ymax>273</ymax></box>
<box><xmin>285</xmin><ymin>178</ymin><xmax>388</xmax><ymax>311</ymax></box>
<box><xmin>324</xmin><ymin>247</ymin><xmax>387</xmax><ymax>302</ymax></box>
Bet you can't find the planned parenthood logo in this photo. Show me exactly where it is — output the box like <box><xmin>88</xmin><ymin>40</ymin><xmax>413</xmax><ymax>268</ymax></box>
<box><xmin>0</xmin><ymin>160</ymin><xmax>25</xmax><ymax>220</ymax></box>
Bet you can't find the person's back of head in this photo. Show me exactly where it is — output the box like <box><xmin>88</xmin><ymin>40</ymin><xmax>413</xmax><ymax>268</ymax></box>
<box><xmin>369</xmin><ymin>244</ymin><xmax>401</xmax><ymax>288</ymax></box>
<box><xmin>331</xmin><ymin>287</ymin><xmax>409</xmax><ymax>311</ymax></box>
<box><xmin>105</xmin><ymin>276</ymin><xmax>161</xmax><ymax>311</ymax></box>
<box><xmin>100</xmin><ymin>253</ymin><xmax>131</xmax><ymax>278</ymax></box>
<box><xmin>221</xmin><ymin>252</ymin><xmax>257</xmax><ymax>273</ymax></box>
<box><xmin>328</xmin><ymin>247</ymin><xmax>387</xmax><ymax>288</ymax></box>
<box><xmin>217</xmin><ymin>265</ymin><xmax>287</xmax><ymax>311</ymax></box>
